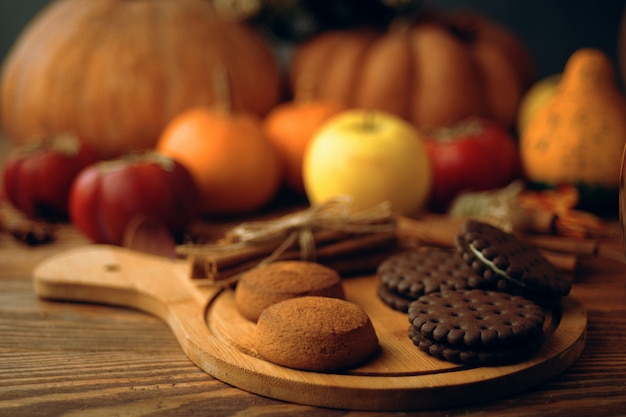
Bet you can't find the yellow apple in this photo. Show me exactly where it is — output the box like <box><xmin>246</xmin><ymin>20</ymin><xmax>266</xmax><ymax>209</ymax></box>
<box><xmin>302</xmin><ymin>109</ymin><xmax>432</xmax><ymax>216</ymax></box>
<box><xmin>517</xmin><ymin>73</ymin><xmax>561</xmax><ymax>135</ymax></box>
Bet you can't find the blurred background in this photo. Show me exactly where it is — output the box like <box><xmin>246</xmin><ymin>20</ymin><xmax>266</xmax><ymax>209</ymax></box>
<box><xmin>0</xmin><ymin>0</ymin><xmax>624</xmax><ymax>83</ymax></box>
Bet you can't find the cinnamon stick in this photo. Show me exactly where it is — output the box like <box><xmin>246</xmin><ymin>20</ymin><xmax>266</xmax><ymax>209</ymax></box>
<box><xmin>0</xmin><ymin>202</ymin><xmax>56</xmax><ymax>245</ymax></box>
<box><xmin>324</xmin><ymin>249</ymin><xmax>401</xmax><ymax>276</ymax></box>
<box><xmin>396</xmin><ymin>215</ymin><xmax>578</xmax><ymax>273</ymax></box>
<box><xmin>396</xmin><ymin>215</ymin><xmax>462</xmax><ymax>247</ymax></box>
<box><xmin>540</xmin><ymin>250</ymin><xmax>578</xmax><ymax>274</ymax></box>
<box><xmin>398</xmin><ymin>215</ymin><xmax>596</xmax><ymax>257</ymax></box>
<box><xmin>524</xmin><ymin>235</ymin><xmax>598</xmax><ymax>256</ymax></box>
<box><xmin>191</xmin><ymin>231</ymin><xmax>398</xmax><ymax>283</ymax></box>
<box><xmin>315</xmin><ymin>231</ymin><xmax>397</xmax><ymax>260</ymax></box>
<box><xmin>183</xmin><ymin>228</ymin><xmax>361</xmax><ymax>270</ymax></box>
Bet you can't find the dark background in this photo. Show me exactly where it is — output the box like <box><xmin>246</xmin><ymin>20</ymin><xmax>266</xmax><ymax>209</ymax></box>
<box><xmin>0</xmin><ymin>0</ymin><xmax>624</xmax><ymax>84</ymax></box>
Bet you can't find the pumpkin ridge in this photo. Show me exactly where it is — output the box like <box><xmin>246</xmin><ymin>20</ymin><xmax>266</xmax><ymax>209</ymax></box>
<box><xmin>293</xmin><ymin>30</ymin><xmax>379</xmax><ymax>104</ymax></box>
<box><xmin>1</xmin><ymin>0</ymin><xmax>96</xmax><ymax>140</ymax></box>
<box><xmin>290</xmin><ymin>33</ymin><xmax>334</xmax><ymax>100</ymax></box>
<box><xmin>470</xmin><ymin>42</ymin><xmax>522</xmax><ymax>127</ymax></box>
<box><xmin>329</xmin><ymin>30</ymin><xmax>378</xmax><ymax>106</ymax></box>
<box><xmin>161</xmin><ymin>1</ymin><xmax>224</xmax><ymax>114</ymax></box>
<box><xmin>410</xmin><ymin>22</ymin><xmax>486</xmax><ymax>128</ymax></box>
<box><xmin>148</xmin><ymin>0</ymin><xmax>174</xmax><ymax>124</ymax></box>
<box><xmin>215</xmin><ymin>18</ymin><xmax>273</xmax><ymax>114</ymax></box>
<box><xmin>405</xmin><ymin>32</ymin><xmax>418</xmax><ymax>124</ymax></box>
<box><xmin>349</xmin><ymin>33</ymin><xmax>380</xmax><ymax>108</ymax></box>
<box><xmin>385</xmin><ymin>19</ymin><xmax>419</xmax><ymax>121</ymax></box>
<box><xmin>311</xmin><ymin>33</ymin><xmax>349</xmax><ymax>102</ymax></box>
<box><xmin>42</xmin><ymin>2</ymin><xmax>120</xmax><ymax>143</ymax></box>
<box><xmin>77</xmin><ymin>3</ymin><xmax>158</xmax><ymax>155</ymax></box>
<box><xmin>406</xmin><ymin>25</ymin><xmax>423</xmax><ymax>126</ymax></box>
<box><xmin>289</xmin><ymin>10</ymin><xmax>534</xmax><ymax>130</ymax></box>
<box><xmin>356</xmin><ymin>25</ymin><xmax>413</xmax><ymax>120</ymax></box>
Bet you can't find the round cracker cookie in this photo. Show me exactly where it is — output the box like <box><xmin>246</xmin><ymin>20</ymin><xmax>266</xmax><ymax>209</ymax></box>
<box><xmin>408</xmin><ymin>289</ymin><xmax>545</xmax><ymax>366</ymax></box>
<box><xmin>377</xmin><ymin>248</ymin><xmax>487</xmax><ymax>312</ymax></box>
<box><xmin>408</xmin><ymin>325</ymin><xmax>544</xmax><ymax>366</ymax></box>
<box><xmin>455</xmin><ymin>220</ymin><xmax>571</xmax><ymax>303</ymax></box>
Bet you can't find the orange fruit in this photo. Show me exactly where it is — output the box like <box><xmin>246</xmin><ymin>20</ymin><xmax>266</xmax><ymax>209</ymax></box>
<box><xmin>263</xmin><ymin>100</ymin><xmax>346</xmax><ymax>194</ymax></box>
<box><xmin>157</xmin><ymin>107</ymin><xmax>283</xmax><ymax>214</ymax></box>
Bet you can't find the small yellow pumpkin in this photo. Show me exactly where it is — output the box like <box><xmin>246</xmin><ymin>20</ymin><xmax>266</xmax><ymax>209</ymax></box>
<box><xmin>520</xmin><ymin>48</ymin><xmax>626</xmax><ymax>197</ymax></box>
<box><xmin>520</xmin><ymin>48</ymin><xmax>626</xmax><ymax>215</ymax></box>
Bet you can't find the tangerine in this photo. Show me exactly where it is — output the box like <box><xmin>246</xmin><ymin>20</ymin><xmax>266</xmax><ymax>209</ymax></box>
<box><xmin>263</xmin><ymin>100</ymin><xmax>345</xmax><ymax>194</ymax></box>
<box><xmin>157</xmin><ymin>107</ymin><xmax>283</xmax><ymax>215</ymax></box>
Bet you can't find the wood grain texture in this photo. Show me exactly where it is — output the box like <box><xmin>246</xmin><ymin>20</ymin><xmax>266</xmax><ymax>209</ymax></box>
<box><xmin>29</xmin><ymin>243</ymin><xmax>586</xmax><ymax>411</ymax></box>
<box><xmin>2</xmin><ymin>219</ymin><xmax>626</xmax><ymax>415</ymax></box>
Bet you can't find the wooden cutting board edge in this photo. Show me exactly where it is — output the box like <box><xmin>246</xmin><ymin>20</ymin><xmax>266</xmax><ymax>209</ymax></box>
<box><xmin>32</xmin><ymin>245</ymin><xmax>587</xmax><ymax>411</ymax></box>
<box><xmin>199</xmin><ymin>288</ymin><xmax>587</xmax><ymax>411</ymax></box>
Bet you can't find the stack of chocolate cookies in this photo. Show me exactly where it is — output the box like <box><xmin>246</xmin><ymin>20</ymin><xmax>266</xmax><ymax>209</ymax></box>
<box><xmin>377</xmin><ymin>220</ymin><xmax>572</xmax><ymax>366</ymax></box>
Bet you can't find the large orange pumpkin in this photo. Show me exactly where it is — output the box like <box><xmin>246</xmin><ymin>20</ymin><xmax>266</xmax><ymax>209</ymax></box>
<box><xmin>0</xmin><ymin>0</ymin><xmax>281</xmax><ymax>158</ymax></box>
<box><xmin>290</xmin><ymin>10</ymin><xmax>535</xmax><ymax>130</ymax></box>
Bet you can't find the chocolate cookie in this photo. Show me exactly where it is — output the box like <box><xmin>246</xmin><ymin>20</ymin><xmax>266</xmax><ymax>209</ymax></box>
<box><xmin>408</xmin><ymin>289</ymin><xmax>545</xmax><ymax>366</ymax></box>
<box><xmin>455</xmin><ymin>220</ymin><xmax>571</xmax><ymax>304</ymax></box>
<box><xmin>377</xmin><ymin>248</ymin><xmax>487</xmax><ymax>312</ymax></box>
<box><xmin>408</xmin><ymin>326</ymin><xmax>544</xmax><ymax>366</ymax></box>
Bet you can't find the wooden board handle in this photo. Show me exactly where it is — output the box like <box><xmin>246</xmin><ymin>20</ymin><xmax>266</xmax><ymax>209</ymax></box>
<box><xmin>33</xmin><ymin>245</ymin><xmax>206</xmax><ymax>312</ymax></box>
<box><xmin>32</xmin><ymin>245</ymin><xmax>221</xmax><ymax>370</ymax></box>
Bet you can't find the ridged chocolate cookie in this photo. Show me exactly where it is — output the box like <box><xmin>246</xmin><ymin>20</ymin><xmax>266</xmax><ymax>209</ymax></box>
<box><xmin>377</xmin><ymin>248</ymin><xmax>487</xmax><ymax>312</ymax></box>
<box><xmin>408</xmin><ymin>325</ymin><xmax>544</xmax><ymax>366</ymax></box>
<box><xmin>455</xmin><ymin>220</ymin><xmax>571</xmax><ymax>304</ymax></box>
<box><xmin>408</xmin><ymin>289</ymin><xmax>546</xmax><ymax>366</ymax></box>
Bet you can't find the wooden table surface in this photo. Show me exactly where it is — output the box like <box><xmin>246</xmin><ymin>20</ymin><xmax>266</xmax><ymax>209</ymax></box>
<box><xmin>1</xmin><ymin>134</ymin><xmax>626</xmax><ymax>416</ymax></box>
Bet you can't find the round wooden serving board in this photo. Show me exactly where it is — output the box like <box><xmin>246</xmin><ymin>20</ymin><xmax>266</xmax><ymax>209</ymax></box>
<box><xmin>33</xmin><ymin>245</ymin><xmax>587</xmax><ymax>411</ymax></box>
